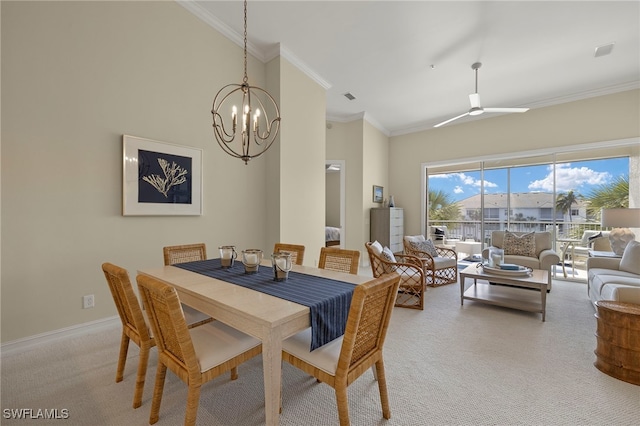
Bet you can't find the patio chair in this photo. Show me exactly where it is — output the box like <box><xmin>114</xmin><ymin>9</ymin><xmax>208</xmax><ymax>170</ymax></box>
<box><xmin>318</xmin><ymin>247</ymin><xmax>361</xmax><ymax>275</ymax></box>
<box><xmin>137</xmin><ymin>274</ymin><xmax>261</xmax><ymax>426</ymax></box>
<box><xmin>281</xmin><ymin>272</ymin><xmax>401</xmax><ymax>426</ymax></box>
<box><xmin>403</xmin><ymin>235</ymin><xmax>458</xmax><ymax>286</ymax></box>
<box><xmin>365</xmin><ymin>241</ymin><xmax>425</xmax><ymax>310</ymax></box>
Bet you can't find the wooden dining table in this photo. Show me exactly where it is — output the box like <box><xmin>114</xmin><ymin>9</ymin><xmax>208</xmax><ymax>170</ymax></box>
<box><xmin>137</xmin><ymin>260</ymin><xmax>371</xmax><ymax>426</ymax></box>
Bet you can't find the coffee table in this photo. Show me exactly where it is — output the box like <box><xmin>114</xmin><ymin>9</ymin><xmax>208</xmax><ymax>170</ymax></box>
<box><xmin>459</xmin><ymin>264</ymin><xmax>550</xmax><ymax>321</ymax></box>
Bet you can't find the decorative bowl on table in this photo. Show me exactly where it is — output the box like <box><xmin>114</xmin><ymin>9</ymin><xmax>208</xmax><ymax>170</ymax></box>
<box><xmin>477</xmin><ymin>263</ymin><xmax>533</xmax><ymax>276</ymax></box>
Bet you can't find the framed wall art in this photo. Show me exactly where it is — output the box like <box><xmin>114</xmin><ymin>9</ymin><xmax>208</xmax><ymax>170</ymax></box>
<box><xmin>122</xmin><ymin>135</ymin><xmax>202</xmax><ymax>216</ymax></box>
<box><xmin>373</xmin><ymin>185</ymin><xmax>383</xmax><ymax>203</ymax></box>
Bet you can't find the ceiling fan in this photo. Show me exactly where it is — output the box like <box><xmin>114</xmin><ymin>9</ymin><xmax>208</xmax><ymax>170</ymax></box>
<box><xmin>434</xmin><ymin>62</ymin><xmax>529</xmax><ymax>128</ymax></box>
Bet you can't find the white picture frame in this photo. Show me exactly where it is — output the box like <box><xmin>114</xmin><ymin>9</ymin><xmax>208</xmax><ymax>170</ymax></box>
<box><xmin>122</xmin><ymin>135</ymin><xmax>202</xmax><ymax>216</ymax></box>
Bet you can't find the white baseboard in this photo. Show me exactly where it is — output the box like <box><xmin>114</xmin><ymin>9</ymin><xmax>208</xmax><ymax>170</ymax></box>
<box><xmin>1</xmin><ymin>316</ymin><xmax>120</xmax><ymax>356</ymax></box>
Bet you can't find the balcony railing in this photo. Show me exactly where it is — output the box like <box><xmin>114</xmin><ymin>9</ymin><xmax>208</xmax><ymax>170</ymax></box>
<box><xmin>429</xmin><ymin>220</ymin><xmax>608</xmax><ymax>281</ymax></box>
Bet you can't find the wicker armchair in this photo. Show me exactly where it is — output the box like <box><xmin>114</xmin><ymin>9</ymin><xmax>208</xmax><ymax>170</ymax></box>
<box><xmin>403</xmin><ymin>235</ymin><xmax>458</xmax><ymax>287</ymax></box>
<box><xmin>318</xmin><ymin>247</ymin><xmax>361</xmax><ymax>275</ymax></box>
<box><xmin>282</xmin><ymin>273</ymin><xmax>401</xmax><ymax>426</ymax></box>
<box><xmin>162</xmin><ymin>243</ymin><xmax>213</xmax><ymax>327</ymax></box>
<box><xmin>274</xmin><ymin>243</ymin><xmax>306</xmax><ymax>265</ymax></box>
<box><xmin>102</xmin><ymin>263</ymin><xmax>154</xmax><ymax>409</ymax></box>
<box><xmin>365</xmin><ymin>241</ymin><xmax>425</xmax><ymax>310</ymax></box>
<box><xmin>137</xmin><ymin>274</ymin><xmax>262</xmax><ymax>426</ymax></box>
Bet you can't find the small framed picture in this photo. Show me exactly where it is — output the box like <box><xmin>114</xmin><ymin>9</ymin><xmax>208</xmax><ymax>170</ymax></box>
<box><xmin>373</xmin><ymin>185</ymin><xmax>383</xmax><ymax>203</ymax></box>
<box><xmin>122</xmin><ymin>135</ymin><xmax>202</xmax><ymax>216</ymax></box>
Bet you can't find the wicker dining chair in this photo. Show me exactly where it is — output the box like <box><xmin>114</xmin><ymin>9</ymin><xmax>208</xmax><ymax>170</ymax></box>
<box><xmin>162</xmin><ymin>243</ymin><xmax>213</xmax><ymax>327</ymax></box>
<box><xmin>163</xmin><ymin>243</ymin><xmax>207</xmax><ymax>266</ymax></box>
<box><xmin>281</xmin><ymin>273</ymin><xmax>401</xmax><ymax>426</ymax></box>
<box><xmin>136</xmin><ymin>274</ymin><xmax>262</xmax><ymax>426</ymax></box>
<box><xmin>273</xmin><ymin>243</ymin><xmax>306</xmax><ymax>265</ymax></box>
<box><xmin>365</xmin><ymin>242</ymin><xmax>426</xmax><ymax>310</ymax></box>
<box><xmin>102</xmin><ymin>262</ymin><xmax>155</xmax><ymax>409</ymax></box>
<box><xmin>318</xmin><ymin>247</ymin><xmax>361</xmax><ymax>275</ymax></box>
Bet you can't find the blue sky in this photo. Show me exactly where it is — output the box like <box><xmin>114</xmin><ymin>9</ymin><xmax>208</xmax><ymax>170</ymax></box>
<box><xmin>429</xmin><ymin>157</ymin><xmax>629</xmax><ymax>202</ymax></box>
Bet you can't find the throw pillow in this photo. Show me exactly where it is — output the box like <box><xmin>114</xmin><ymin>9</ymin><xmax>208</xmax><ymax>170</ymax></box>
<box><xmin>370</xmin><ymin>240</ymin><xmax>383</xmax><ymax>256</ymax></box>
<box><xmin>502</xmin><ymin>230</ymin><xmax>536</xmax><ymax>257</ymax></box>
<box><xmin>619</xmin><ymin>240</ymin><xmax>640</xmax><ymax>275</ymax></box>
<box><xmin>409</xmin><ymin>239</ymin><xmax>438</xmax><ymax>257</ymax></box>
<box><xmin>381</xmin><ymin>246</ymin><xmax>398</xmax><ymax>273</ymax></box>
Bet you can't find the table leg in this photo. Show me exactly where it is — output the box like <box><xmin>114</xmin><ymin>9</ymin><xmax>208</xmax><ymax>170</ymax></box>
<box><xmin>262</xmin><ymin>328</ymin><xmax>283</xmax><ymax>426</ymax></box>
<box><xmin>460</xmin><ymin>276</ymin><xmax>465</xmax><ymax>305</ymax></box>
<box><xmin>541</xmin><ymin>282</ymin><xmax>547</xmax><ymax>322</ymax></box>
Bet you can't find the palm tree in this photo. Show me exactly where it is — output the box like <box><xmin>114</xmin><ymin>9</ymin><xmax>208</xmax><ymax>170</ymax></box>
<box><xmin>428</xmin><ymin>189</ymin><xmax>460</xmax><ymax>222</ymax></box>
<box><xmin>585</xmin><ymin>175</ymin><xmax>629</xmax><ymax>221</ymax></box>
<box><xmin>556</xmin><ymin>190</ymin><xmax>580</xmax><ymax>222</ymax></box>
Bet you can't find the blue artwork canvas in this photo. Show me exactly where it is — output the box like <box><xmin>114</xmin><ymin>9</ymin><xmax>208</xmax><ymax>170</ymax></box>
<box><xmin>138</xmin><ymin>149</ymin><xmax>192</xmax><ymax>204</ymax></box>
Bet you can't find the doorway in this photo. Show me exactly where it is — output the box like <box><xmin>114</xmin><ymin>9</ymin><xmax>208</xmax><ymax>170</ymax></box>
<box><xmin>326</xmin><ymin>160</ymin><xmax>345</xmax><ymax>247</ymax></box>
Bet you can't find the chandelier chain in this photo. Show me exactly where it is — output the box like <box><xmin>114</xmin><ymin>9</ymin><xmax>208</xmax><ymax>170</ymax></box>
<box><xmin>243</xmin><ymin>0</ymin><xmax>248</xmax><ymax>84</ymax></box>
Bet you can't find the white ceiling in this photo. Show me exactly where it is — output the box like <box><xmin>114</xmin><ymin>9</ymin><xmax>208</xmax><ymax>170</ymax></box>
<box><xmin>183</xmin><ymin>1</ymin><xmax>640</xmax><ymax>136</ymax></box>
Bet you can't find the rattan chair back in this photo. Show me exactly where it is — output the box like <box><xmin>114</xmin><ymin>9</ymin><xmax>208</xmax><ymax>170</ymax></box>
<box><xmin>282</xmin><ymin>273</ymin><xmax>401</xmax><ymax>426</ymax></box>
<box><xmin>318</xmin><ymin>247</ymin><xmax>361</xmax><ymax>275</ymax></box>
<box><xmin>101</xmin><ymin>262</ymin><xmax>154</xmax><ymax>409</ymax></box>
<box><xmin>163</xmin><ymin>243</ymin><xmax>207</xmax><ymax>265</ymax></box>
<box><xmin>273</xmin><ymin>243</ymin><xmax>305</xmax><ymax>265</ymax></box>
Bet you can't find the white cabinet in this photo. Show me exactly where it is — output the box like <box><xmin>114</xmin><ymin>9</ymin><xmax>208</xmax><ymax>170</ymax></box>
<box><xmin>370</xmin><ymin>208</ymin><xmax>404</xmax><ymax>253</ymax></box>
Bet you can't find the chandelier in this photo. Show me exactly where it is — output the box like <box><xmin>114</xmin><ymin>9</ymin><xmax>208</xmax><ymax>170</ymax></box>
<box><xmin>211</xmin><ymin>0</ymin><xmax>281</xmax><ymax>164</ymax></box>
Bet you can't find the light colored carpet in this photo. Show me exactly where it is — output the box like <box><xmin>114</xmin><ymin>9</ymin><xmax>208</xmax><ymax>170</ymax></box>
<box><xmin>2</xmin><ymin>279</ymin><xmax>638</xmax><ymax>425</ymax></box>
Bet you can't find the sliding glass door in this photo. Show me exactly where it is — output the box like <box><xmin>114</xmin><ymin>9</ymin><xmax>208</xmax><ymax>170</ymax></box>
<box><xmin>425</xmin><ymin>144</ymin><xmax>634</xmax><ymax>281</ymax></box>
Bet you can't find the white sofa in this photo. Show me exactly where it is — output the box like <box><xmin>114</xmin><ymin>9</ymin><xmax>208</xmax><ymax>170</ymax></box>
<box><xmin>587</xmin><ymin>240</ymin><xmax>640</xmax><ymax>307</ymax></box>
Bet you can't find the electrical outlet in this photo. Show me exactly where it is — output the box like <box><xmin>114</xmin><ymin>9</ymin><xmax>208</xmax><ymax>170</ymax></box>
<box><xmin>83</xmin><ymin>294</ymin><xmax>95</xmax><ymax>309</ymax></box>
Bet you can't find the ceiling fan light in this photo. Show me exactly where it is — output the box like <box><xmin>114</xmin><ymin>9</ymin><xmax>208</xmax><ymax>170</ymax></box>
<box><xmin>469</xmin><ymin>107</ymin><xmax>484</xmax><ymax>116</ymax></box>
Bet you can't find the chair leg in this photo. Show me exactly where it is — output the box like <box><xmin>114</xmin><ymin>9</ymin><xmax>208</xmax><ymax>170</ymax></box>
<box><xmin>132</xmin><ymin>342</ymin><xmax>151</xmax><ymax>409</ymax></box>
<box><xmin>116</xmin><ymin>332</ymin><xmax>130</xmax><ymax>383</ymax></box>
<box><xmin>184</xmin><ymin>384</ymin><xmax>202</xmax><ymax>426</ymax></box>
<box><xmin>335</xmin><ymin>383</ymin><xmax>351</xmax><ymax>426</ymax></box>
<box><xmin>149</xmin><ymin>363</ymin><xmax>167</xmax><ymax>425</ymax></box>
<box><xmin>375</xmin><ymin>360</ymin><xmax>391</xmax><ymax>420</ymax></box>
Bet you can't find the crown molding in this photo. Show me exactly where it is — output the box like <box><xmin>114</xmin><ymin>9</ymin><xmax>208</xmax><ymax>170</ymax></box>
<box><xmin>177</xmin><ymin>0</ymin><xmax>264</xmax><ymax>62</ymax></box>
<box><xmin>178</xmin><ymin>1</ymin><xmax>331</xmax><ymax>91</ymax></box>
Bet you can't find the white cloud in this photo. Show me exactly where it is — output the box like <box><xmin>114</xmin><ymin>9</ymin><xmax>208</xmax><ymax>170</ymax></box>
<box><xmin>528</xmin><ymin>163</ymin><xmax>610</xmax><ymax>192</ymax></box>
<box><xmin>453</xmin><ymin>186</ymin><xmax>464</xmax><ymax>194</ymax></box>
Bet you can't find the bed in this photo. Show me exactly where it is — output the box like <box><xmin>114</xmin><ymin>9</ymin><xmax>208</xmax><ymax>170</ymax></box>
<box><xmin>325</xmin><ymin>226</ymin><xmax>341</xmax><ymax>247</ymax></box>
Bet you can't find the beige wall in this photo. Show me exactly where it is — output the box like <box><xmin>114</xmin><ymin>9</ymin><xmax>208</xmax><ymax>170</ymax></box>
<box><xmin>0</xmin><ymin>2</ymin><xmax>321</xmax><ymax>342</ymax></box>
<box><xmin>326</xmin><ymin>120</ymin><xmax>365</xmax><ymax>252</ymax></box>
<box><xmin>326</xmin><ymin>119</ymin><xmax>390</xmax><ymax>263</ymax></box>
<box><xmin>269</xmin><ymin>57</ymin><xmax>327</xmax><ymax>265</ymax></box>
<box><xmin>389</xmin><ymin>90</ymin><xmax>640</xmax><ymax>235</ymax></box>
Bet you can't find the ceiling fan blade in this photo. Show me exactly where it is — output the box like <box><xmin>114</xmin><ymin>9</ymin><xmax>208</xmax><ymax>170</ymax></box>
<box><xmin>484</xmin><ymin>107</ymin><xmax>529</xmax><ymax>113</ymax></box>
<box><xmin>434</xmin><ymin>112</ymin><xmax>470</xmax><ymax>128</ymax></box>
<box><xmin>469</xmin><ymin>93</ymin><xmax>481</xmax><ymax>108</ymax></box>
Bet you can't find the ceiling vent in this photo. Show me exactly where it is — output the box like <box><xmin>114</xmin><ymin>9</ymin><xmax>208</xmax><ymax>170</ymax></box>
<box><xmin>343</xmin><ymin>92</ymin><xmax>356</xmax><ymax>101</ymax></box>
<box><xmin>594</xmin><ymin>42</ymin><xmax>615</xmax><ymax>58</ymax></box>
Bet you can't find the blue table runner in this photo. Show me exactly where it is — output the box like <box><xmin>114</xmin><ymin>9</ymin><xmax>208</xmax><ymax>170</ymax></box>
<box><xmin>174</xmin><ymin>258</ymin><xmax>355</xmax><ymax>350</ymax></box>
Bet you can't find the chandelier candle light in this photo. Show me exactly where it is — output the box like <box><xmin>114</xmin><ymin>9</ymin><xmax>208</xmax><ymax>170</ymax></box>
<box><xmin>211</xmin><ymin>0</ymin><xmax>281</xmax><ymax>164</ymax></box>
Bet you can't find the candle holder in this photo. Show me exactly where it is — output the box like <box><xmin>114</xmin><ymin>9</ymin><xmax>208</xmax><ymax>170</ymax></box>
<box><xmin>219</xmin><ymin>245</ymin><xmax>237</xmax><ymax>268</ymax></box>
<box><xmin>271</xmin><ymin>252</ymin><xmax>292</xmax><ymax>281</ymax></box>
<box><xmin>241</xmin><ymin>249</ymin><xmax>263</xmax><ymax>274</ymax></box>
<box><xmin>488</xmin><ymin>247</ymin><xmax>504</xmax><ymax>267</ymax></box>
